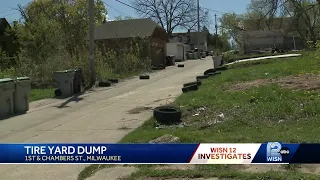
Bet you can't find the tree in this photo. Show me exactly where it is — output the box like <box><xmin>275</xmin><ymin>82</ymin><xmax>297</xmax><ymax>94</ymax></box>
<box><xmin>7</xmin><ymin>0</ymin><xmax>107</xmax><ymax>79</ymax></box>
<box><xmin>132</xmin><ymin>0</ymin><xmax>210</xmax><ymax>36</ymax></box>
<box><xmin>201</xmin><ymin>25</ymin><xmax>231</xmax><ymax>52</ymax></box>
<box><xmin>13</xmin><ymin>0</ymin><xmax>107</xmax><ymax>57</ymax></box>
<box><xmin>245</xmin><ymin>0</ymin><xmax>320</xmax><ymax>46</ymax></box>
<box><xmin>284</xmin><ymin>0</ymin><xmax>320</xmax><ymax>45</ymax></box>
<box><xmin>219</xmin><ymin>13</ymin><xmax>244</xmax><ymax>48</ymax></box>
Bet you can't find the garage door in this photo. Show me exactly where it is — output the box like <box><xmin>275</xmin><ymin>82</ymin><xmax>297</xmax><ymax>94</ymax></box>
<box><xmin>177</xmin><ymin>45</ymin><xmax>184</xmax><ymax>60</ymax></box>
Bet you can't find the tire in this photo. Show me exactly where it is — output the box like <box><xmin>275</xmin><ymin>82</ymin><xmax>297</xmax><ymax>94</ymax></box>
<box><xmin>177</xmin><ymin>64</ymin><xmax>184</xmax><ymax>67</ymax></box>
<box><xmin>208</xmin><ymin>72</ymin><xmax>222</xmax><ymax>76</ymax></box>
<box><xmin>196</xmin><ymin>75</ymin><xmax>209</xmax><ymax>81</ymax></box>
<box><xmin>204</xmin><ymin>68</ymin><xmax>216</xmax><ymax>75</ymax></box>
<box><xmin>182</xmin><ymin>84</ymin><xmax>198</xmax><ymax>93</ymax></box>
<box><xmin>152</xmin><ymin>65</ymin><xmax>166</xmax><ymax>70</ymax></box>
<box><xmin>182</xmin><ymin>87</ymin><xmax>189</xmax><ymax>93</ymax></box>
<box><xmin>183</xmin><ymin>81</ymin><xmax>201</xmax><ymax>87</ymax></box>
<box><xmin>54</xmin><ymin>89</ymin><xmax>62</xmax><ymax>97</ymax></box>
<box><xmin>98</xmin><ymin>81</ymin><xmax>111</xmax><ymax>87</ymax></box>
<box><xmin>153</xmin><ymin>106</ymin><xmax>182</xmax><ymax>125</ymax></box>
<box><xmin>215</xmin><ymin>66</ymin><xmax>227</xmax><ymax>71</ymax></box>
<box><xmin>108</xmin><ymin>79</ymin><xmax>119</xmax><ymax>83</ymax></box>
<box><xmin>140</xmin><ymin>75</ymin><xmax>150</xmax><ymax>79</ymax></box>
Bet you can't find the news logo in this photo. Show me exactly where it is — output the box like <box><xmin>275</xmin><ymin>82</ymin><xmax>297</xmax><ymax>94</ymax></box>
<box><xmin>266</xmin><ymin>142</ymin><xmax>289</xmax><ymax>162</ymax></box>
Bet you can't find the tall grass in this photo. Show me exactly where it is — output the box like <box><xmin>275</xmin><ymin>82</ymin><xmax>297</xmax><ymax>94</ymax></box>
<box><xmin>0</xmin><ymin>39</ymin><xmax>151</xmax><ymax>87</ymax></box>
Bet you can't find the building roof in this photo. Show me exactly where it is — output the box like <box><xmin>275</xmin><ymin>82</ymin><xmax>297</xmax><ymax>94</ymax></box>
<box><xmin>244</xmin><ymin>30</ymin><xmax>285</xmax><ymax>38</ymax></box>
<box><xmin>0</xmin><ymin>18</ymin><xmax>10</xmax><ymax>29</ymax></box>
<box><xmin>92</xmin><ymin>18</ymin><xmax>161</xmax><ymax>40</ymax></box>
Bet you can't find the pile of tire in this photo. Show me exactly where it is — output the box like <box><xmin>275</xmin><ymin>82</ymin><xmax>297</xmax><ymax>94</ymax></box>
<box><xmin>181</xmin><ymin>68</ymin><xmax>223</xmax><ymax>93</ymax></box>
<box><xmin>182</xmin><ymin>81</ymin><xmax>201</xmax><ymax>93</ymax></box>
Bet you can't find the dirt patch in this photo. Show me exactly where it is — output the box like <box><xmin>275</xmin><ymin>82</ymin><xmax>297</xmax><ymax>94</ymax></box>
<box><xmin>298</xmin><ymin>164</ymin><xmax>320</xmax><ymax>175</ymax></box>
<box><xmin>154</xmin><ymin>165</ymin><xmax>196</xmax><ymax>171</ymax></box>
<box><xmin>228</xmin><ymin>74</ymin><xmax>320</xmax><ymax>91</ymax></box>
<box><xmin>127</xmin><ymin>106</ymin><xmax>152</xmax><ymax>114</ymax></box>
<box><xmin>241</xmin><ymin>164</ymin><xmax>285</xmax><ymax>173</ymax></box>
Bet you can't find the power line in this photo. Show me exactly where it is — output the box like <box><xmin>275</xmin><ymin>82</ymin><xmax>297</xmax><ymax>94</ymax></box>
<box><xmin>202</xmin><ymin>7</ymin><xmax>227</xmax><ymax>15</ymax></box>
<box><xmin>113</xmin><ymin>0</ymin><xmax>143</xmax><ymax>13</ymax></box>
<box><xmin>104</xmin><ymin>2</ymin><xmax>131</xmax><ymax>17</ymax></box>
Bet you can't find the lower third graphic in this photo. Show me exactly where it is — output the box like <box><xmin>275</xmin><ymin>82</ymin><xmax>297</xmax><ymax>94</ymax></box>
<box><xmin>266</xmin><ymin>142</ymin><xmax>282</xmax><ymax>162</ymax></box>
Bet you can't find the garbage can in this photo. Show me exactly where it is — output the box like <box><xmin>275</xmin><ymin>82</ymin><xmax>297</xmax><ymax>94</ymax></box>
<box><xmin>73</xmin><ymin>68</ymin><xmax>84</xmax><ymax>94</ymax></box>
<box><xmin>0</xmin><ymin>78</ymin><xmax>15</xmax><ymax>117</ymax></box>
<box><xmin>14</xmin><ymin>77</ymin><xmax>31</xmax><ymax>114</ymax></box>
<box><xmin>170</xmin><ymin>55</ymin><xmax>175</xmax><ymax>65</ymax></box>
<box><xmin>202</xmin><ymin>52</ymin><xmax>206</xmax><ymax>58</ymax></box>
<box><xmin>213</xmin><ymin>55</ymin><xmax>223</xmax><ymax>69</ymax></box>
<box><xmin>193</xmin><ymin>52</ymin><xmax>199</xmax><ymax>59</ymax></box>
<box><xmin>166</xmin><ymin>55</ymin><xmax>175</xmax><ymax>66</ymax></box>
<box><xmin>53</xmin><ymin>70</ymin><xmax>75</xmax><ymax>97</ymax></box>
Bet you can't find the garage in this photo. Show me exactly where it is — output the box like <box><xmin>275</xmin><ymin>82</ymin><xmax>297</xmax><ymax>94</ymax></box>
<box><xmin>166</xmin><ymin>43</ymin><xmax>186</xmax><ymax>62</ymax></box>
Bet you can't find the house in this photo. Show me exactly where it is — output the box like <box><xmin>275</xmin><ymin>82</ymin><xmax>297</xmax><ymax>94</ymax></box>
<box><xmin>242</xmin><ymin>17</ymin><xmax>304</xmax><ymax>52</ymax></box>
<box><xmin>242</xmin><ymin>30</ymin><xmax>303</xmax><ymax>52</ymax></box>
<box><xmin>91</xmin><ymin>18</ymin><xmax>168</xmax><ymax>66</ymax></box>
<box><xmin>170</xmin><ymin>31</ymin><xmax>207</xmax><ymax>51</ymax></box>
<box><xmin>0</xmin><ymin>18</ymin><xmax>17</xmax><ymax>56</ymax></box>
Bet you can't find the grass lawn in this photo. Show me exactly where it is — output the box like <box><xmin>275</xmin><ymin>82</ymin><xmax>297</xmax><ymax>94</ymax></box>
<box><xmin>29</xmin><ymin>88</ymin><xmax>55</xmax><ymax>102</ymax></box>
<box><xmin>79</xmin><ymin>51</ymin><xmax>320</xmax><ymax>180</ymax></box>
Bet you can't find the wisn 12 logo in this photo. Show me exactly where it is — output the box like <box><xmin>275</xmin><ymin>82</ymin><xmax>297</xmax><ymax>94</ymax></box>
<box><xmin>266</xmin><ymin>142</ymin><xmax>290</xmax><ymax>162</ymax></box>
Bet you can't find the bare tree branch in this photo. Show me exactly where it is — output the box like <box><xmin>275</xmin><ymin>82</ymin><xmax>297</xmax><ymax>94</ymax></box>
<box><xmin>132</xmin><ymin>0</ymin><xmax>210</xmax><ymax>36</ymax></box>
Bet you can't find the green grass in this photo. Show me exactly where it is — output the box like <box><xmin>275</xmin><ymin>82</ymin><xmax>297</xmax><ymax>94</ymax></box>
<box><xmin>79</xmin><ymin>51</ymin><xmax>320</xmax><ymax>180</ymax></box>
<box><xmin>123</xmin><ymin>165</ymin><xmax>320</xmax><ymax>180</ymax></box>
<box><xmin>29</xmin><ymin>88</ymin><xmax>55</xmax><ymax>102</ymax></box>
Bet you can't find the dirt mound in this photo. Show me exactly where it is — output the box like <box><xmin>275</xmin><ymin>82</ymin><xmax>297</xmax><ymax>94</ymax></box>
<box><xmin>229</xmin><ymin>74</ymin><xmax>320</xmax><ymax>91</ymax></box>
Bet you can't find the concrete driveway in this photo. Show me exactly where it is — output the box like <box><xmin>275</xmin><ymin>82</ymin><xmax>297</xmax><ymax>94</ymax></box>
<box><xmin>0</xmin><ymin>57</ymin><xmax>213</xmax><ymax>180</ymax></box>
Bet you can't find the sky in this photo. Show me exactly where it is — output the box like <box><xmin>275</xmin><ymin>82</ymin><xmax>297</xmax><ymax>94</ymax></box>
<box><xmin>0</xmin><ymin>0</ymin><xmax>251</xmax><ymax>33</ymax></box>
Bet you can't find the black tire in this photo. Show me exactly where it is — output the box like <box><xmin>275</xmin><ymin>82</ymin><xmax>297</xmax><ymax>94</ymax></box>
<box><xmin>152</xmin><ymin>65</ymin><xmax>166</xmax><ymax>70</ymax></box>
<box><xmin>108</xmin><ymin>79</ymin><xmax>119</xmax><ymax>83</ymax></box>
<box><xmin>183</xmin><ymin>81</ymin><xmax>201</xmax><ymax>87</ymax></box>
<box><xmin>54</xmin><ymin>89</ymin><xmax>62</xmax><ymax>97</ymax></box>
<box><xmin>182</xmin><ymin>87</ymin><xmax>189</xmax><ymax>93</ymax></box>
<box><xmin>204</xmin><ymin>68</ymin><xmax>216</xmax><ymax>75</ymax></box>
<box><xmin>208</xmin><ymin>72</ymin><xmax>222</xmax><ymax>76</ymax></box>
<box><xmin>182</xmin><ymin>84</ymin><xmax>198</xmax><ymax>93</ymax></box>
<box><xmin>215</xmin><ymin>66</ymin><xmax>228</xmax><ymax>71</ymax></box>
<box><xmin>140</xmin><ymin>75</ymin><xmax>150</xmax><ymax>79</ymax></box>
<box><xmin>153</xmin><ymin>106</ymin><xmax>182</xmax><ymax>125</ymax></box>
<box><xmin>196</xmin><ymin>75</ymin><xmax>209</xmax><ymax>81</ymax></box>
<box><xmin>178</xmin><ymin>64</ymin><xmax>184</xmax><ymax>67</ymax></box>
<box><xmin>98</xmin><ymin>81</ymin><xmax>111</xmax><ymax>87</ymax></box>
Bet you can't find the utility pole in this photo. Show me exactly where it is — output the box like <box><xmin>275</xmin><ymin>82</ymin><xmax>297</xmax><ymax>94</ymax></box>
<box><xmin>197</xmin><ymin>0</ymin><xmax>200</xmax><ymax>32</ymax></box>
<box><xmin>214</xmin><ymin>14</ymin><xmax>218</xmax><ymax>35</ymax></box>
<box><xmin>89</xmin><ymin>0</ymin><xmax>96</xmax><ymax>86</ymax></box>
<box><xmin>214</xmin><ymin>14</ymin><xmax>218</xmax><ymax>55</ymax></box>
